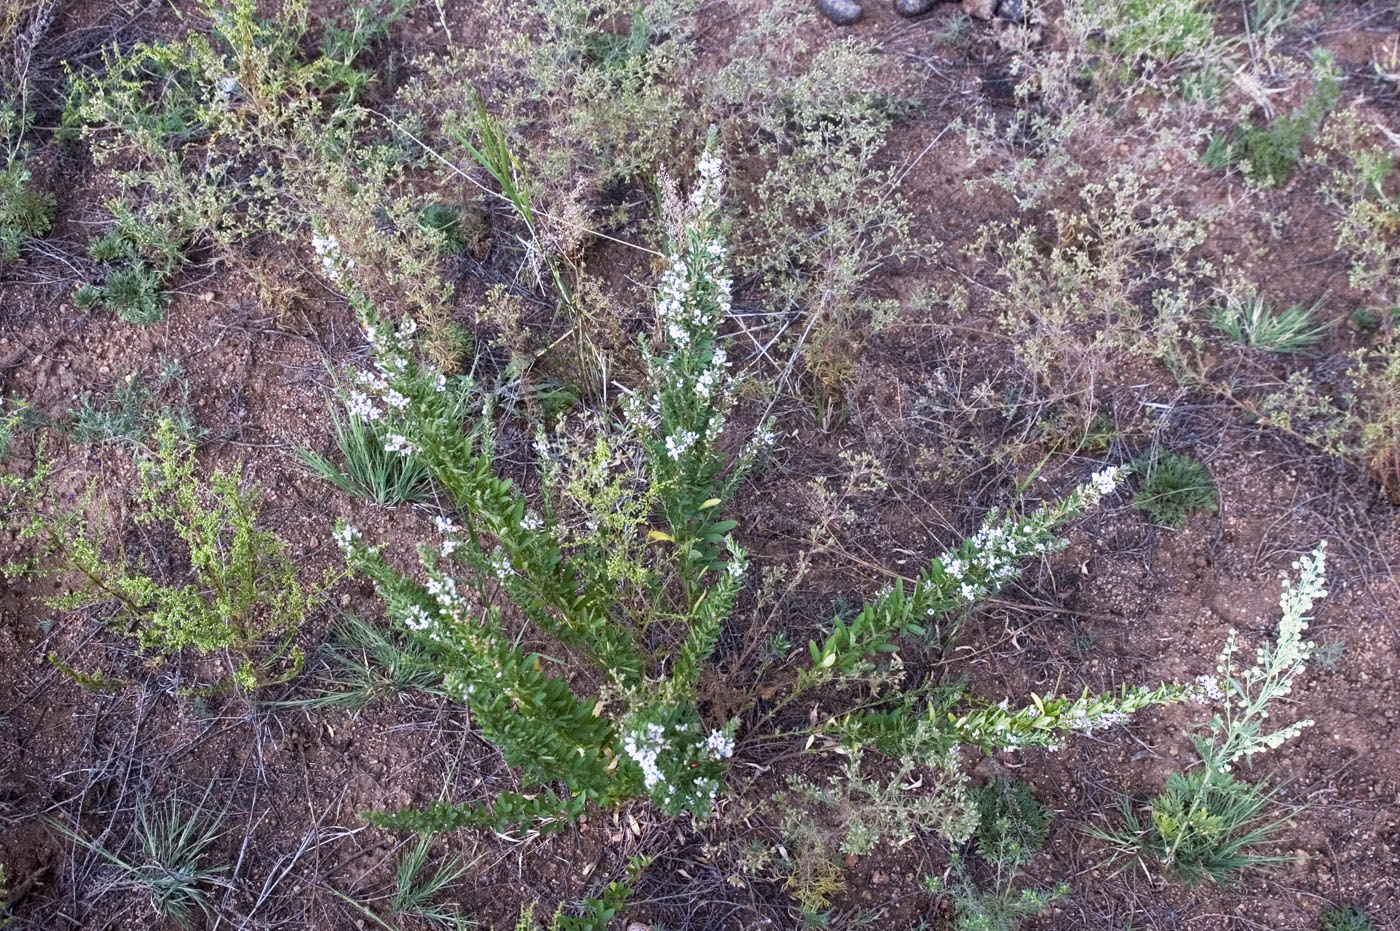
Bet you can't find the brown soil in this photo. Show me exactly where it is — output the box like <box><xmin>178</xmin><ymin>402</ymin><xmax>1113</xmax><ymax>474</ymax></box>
<box><xmin>2</xmin><ymin>1</ymin><xmax>1398</xmax><ymax>930</ymax></box>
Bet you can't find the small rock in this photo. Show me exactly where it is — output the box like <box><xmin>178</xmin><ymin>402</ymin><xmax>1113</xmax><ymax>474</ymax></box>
<box><xmin>994</xmin><ymin>0</ymin><xmax>1023</xmax><ymax>20</ymax></box>
<box><xmin>816</xmin><ymin>0</ymin><xmax>863</xmax><ymax>25</ymax></box>
<box><xmin>963</xmin><ymin>0</ymin><xmax>996</xmax><ymax>19</ymax></box>
<box><xmin>895</xmin><ymin>0</ymin><xmax>936</xmax><ymax>15</ymax></box>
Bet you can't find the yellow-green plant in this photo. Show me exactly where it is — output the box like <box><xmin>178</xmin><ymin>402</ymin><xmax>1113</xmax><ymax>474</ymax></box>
<box><xmin>9</xmin><ymin>420</ymin><xmax>329</xmax><ymax>691</ymax></box>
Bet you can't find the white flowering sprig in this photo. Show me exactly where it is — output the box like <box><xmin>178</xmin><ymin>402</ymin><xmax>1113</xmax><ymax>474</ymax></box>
<box><xmin>635</xmin><ymin>144</ymin><xmax>774</xmax><ymax>607</ymax></box>
<box><xmin>946</xmin><ymin>683</ymin><xmax>1187</xmax><ymax>752</ymax></box>
<box><xmin>806</xmin><ymin>466</ymin><xmax>1125</xmax><ymax>682</ymax></box>
<box><xmin>620</xmin><ymin>705</ymin><xmax>735</xmax><ymax>817</ymax></box>
<box><xmin>1199</xmin><ymin>541</ymin><xmax>1328</xmax><ymax>772</ymax></box>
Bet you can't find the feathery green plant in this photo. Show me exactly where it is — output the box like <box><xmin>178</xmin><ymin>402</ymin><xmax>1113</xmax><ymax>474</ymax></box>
<box><xmin>1131</xmin><ymin>450</ymin><xmax>1218</xmax><ymax>529</ymax></box>
<box><xmin>1322</xmin><ymin>906</ymin><xmax>1375</xmax><ymax>931</ymax></box>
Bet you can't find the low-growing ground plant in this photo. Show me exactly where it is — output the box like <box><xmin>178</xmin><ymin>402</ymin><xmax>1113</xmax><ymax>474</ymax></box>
<box><xmin>8</xmin><ymin>420</ymin><xmax>330</xmax><ymax>692</ymax></box>
<box><xmin>1209</xmin><ymin>292</ymin><xmax>1329</xmax><ymax>354</ymax></box>
<box><xmin>1202</xmin><ymin>51</ymin><xmax>1340</xmax><ymax>188</ymax></box>
<box><xmin>1131</xmin><ymin>450</ymin><xmax>1218</xmax><ymax>529</ymax></box>
<box><xmin>46</xmin><ymin>793</ymin><xmax>228</xmax><ymax>928</ymax></box>
<box><xmin>0</xmin><ymin>148</ymin><xmax>52</xmax><ymax>264</ymax></box>
<box><xmin>335</xmin><ymin>833</ymin><xmax>473</xmax><ymax>930</ymax></box>
<box><xmin>926</xmin><ymin>779</ymin><xmax>1065</xmax><ymax>931</ymax></box>
<box><xmin>1322</xmin><ymin>905</ymin><xmax>1375</xmax><ymax>931</ymax></box>
<box><xmin>70</xmin><ymin>366</ymin><xmax>202</xmax><ymax>446</ymax></box>
<box><xmin>1092</xmin><ymin>543</ymin><xmax>1328</xmax><ymax>883</ymax></box>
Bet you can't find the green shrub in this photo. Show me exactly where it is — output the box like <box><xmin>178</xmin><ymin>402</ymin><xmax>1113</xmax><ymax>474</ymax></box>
<box><xmin>11</xmin><ymin>420</ymin><xmax>331</xmax><ymax>692</ymax></box>
<box><xmin>327</xmin><ymin>152</ymin><xmax>1184</xmax><ymax>840</ymax></box>
<box><xmin>1131</xmin><ymin>451</ymin><xmax>1217</xmax><ymax>529</ymax></box>
<box><xmin>0</xmin><ymin>152</ymin><xmax>53</xmax><ymax>263</ymax></box>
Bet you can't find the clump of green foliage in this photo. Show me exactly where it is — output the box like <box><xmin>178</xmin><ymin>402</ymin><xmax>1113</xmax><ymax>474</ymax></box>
<box><xmin>1322</xmin><ymin>906</ymin><xmax>1375</xmax><ymax>931</ymax></box>
<box><xmin>47</xmin><ymin>793</ymin><xmax>227</xmax><ymax>928</ymax></box>
<box><xmin>1093</xmin><ymin>544</ymin><xmax>1329</xmax><ymax>884</ymax></box>
<box><xmin>70</xmin><ymin>366</ymin><xmax>202</xmax><ymax>445</ymax></box>
<box><xmin>0</xmin><ymin>104</ymin><xmax>54</xmax><ymax>263</ymax></box>
<box><xmin>1210</xmin><ymin>293</ymin><xmax>1329</xmax><ymax>354</ymax></box>
<box><xmin>276</xmin><ymin>613</ymin><xmax>444</xmax><ymax>711</ymax></box>
<box><xmin>1091</xmin><ymin>0</ymin><xmax>1218</xmax><ymax>65</ymax></box>
<box><xmin>1131</xmin><ymin>450</ymin><xmax>1217</xmax><ymax>529</ymax></box>
<box><xmin>10</xmin><ymin>420</ymin><xmax>329</xmax><ymax>692</ymax></box>
<box><xmin>0</xmin><ymin>153</ymin><xmax>52</xmax><ymax>262</ymax></box>
<box><xmin>973</xmin><ymin>778</ymin><xmax>1053</xmax><ymax>869</ymax></box>
<box><xmin>1203</xmin><ymin>51</ymin><xmax>1340</xmax><ymax>187</ymax></box>
<box><xmin>926</xmin><ymin>779</ymin><xmax>1064</xmax><ymax>931</ymax></box>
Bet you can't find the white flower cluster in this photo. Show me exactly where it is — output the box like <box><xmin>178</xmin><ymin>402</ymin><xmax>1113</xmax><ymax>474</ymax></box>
<box><xmin>1193</xmin><ymin>674</ymin><xmax>1223</xmax><ymax>704</ymax></box>
<box><xmin>705</xmin><ymin>729</ymin><xmax>734</xmax><ymax>759</ymax></box>
<box><xmin>312</xmin><ymin>232</ymin><xmax>354</xmax><ymax>283</ymax></box>
<box><xmin>665</xmin><ymin>429</ymin><xmax>699</xmax><ymax>460</ymax></box>
<box><xmin>1065</xmin><ymin>707</ymin><xmax>1129</xmax><ymax>734</ymax></box>
<box><xmin>401</xmin><ymin>604</ymin><xmax>435</xmax><ymax>632</ymax></box>
<box><xmin>694</xmin><ymin>348</ymin><xmax>727</xmax><ymax>399</ymax></box>
<box><xmin>489</xmin><ymin>548</ymin><xmax>516</xmax><ymax>582</ymax></box>
<box><xmin>338</xmin><ymin>314</ymin><xmax>438</xmax><ymax>440</ymax></box>
<box><xmin>333</xmin><ymin>522</ymin><xmax>361</xmax><ymax>552</ymax></box>
<box><xmin>932</xmin><ymin>465</ymin><xmax>1125</xmax><ymax>607</ymax></box>
<box><xmin>691</xmin><ymin>151</ymin><xmax>723</xmax><ymax>211</ymax></box>
<box><xmin>1081</xmin><ymin>465</ymin><xmax>1124</xmax><ymax>506</ymax></box>
<box><xmin>623</xmin><ymin>722</ymin><xmax>669</xmax><ymax>790</ymax></box>
<box><xmin>938</xmin><ymin>519</ymin><xmax>1054</xmax><ymax>603</ymax></box>
<box><xmin>384</xmin><ymin>433</ymin><xmax>419</xmax><ymax>457</ymax></box>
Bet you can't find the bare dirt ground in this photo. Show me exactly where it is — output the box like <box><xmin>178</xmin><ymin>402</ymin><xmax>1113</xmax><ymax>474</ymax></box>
<box><xmin>1</xmin><ymin>1</ymin><xmax>1398</xmax><ymax>929</ymax></box>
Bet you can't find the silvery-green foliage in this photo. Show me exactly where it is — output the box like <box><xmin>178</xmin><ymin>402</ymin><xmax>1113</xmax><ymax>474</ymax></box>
<box><xmin>1199</xmin><ymin>542</ymin><xmax>1327</xmax><ymax>772</ymax></box>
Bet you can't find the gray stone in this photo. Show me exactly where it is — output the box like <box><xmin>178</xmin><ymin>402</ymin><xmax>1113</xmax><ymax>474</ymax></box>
<box><xmin>816</xmin><ymin>0</ymin><xmax>864</xmax><ymax>25</ymax></box>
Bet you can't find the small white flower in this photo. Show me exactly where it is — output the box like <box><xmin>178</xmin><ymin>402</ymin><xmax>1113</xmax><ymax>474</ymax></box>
<box><xmin>382</xmin><ymin>388</ymin><xmax>410</xmax><ymax>410</ymax></box>
<box><xmin>705</xmin><ymin>729</ymin><xmax>734</xmax><ymax>760</ymax></box>
<box><xmin>384</xmin><ymin>434</ymin><xmax>418</xmax><ymax>456</ymax></box>
<box><xmin>333</xmin><ymin>523</ymin><xmax>361</xmax><ymax>550</ymax></box>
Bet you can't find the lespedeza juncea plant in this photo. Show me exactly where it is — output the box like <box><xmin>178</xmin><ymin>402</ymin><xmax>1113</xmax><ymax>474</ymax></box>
<box><xmin>324</xmin><ymin>145</ymin><xmax>1189</xmax><ymax>837</ymax></box>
